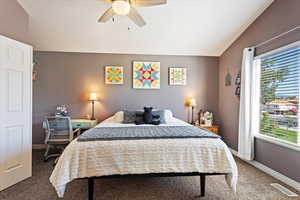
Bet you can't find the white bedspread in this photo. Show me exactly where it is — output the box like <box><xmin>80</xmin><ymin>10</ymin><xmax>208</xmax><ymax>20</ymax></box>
<box><xmin>50</xmin><ymin>118</ymin><xmax>238</xmax><ymax>198</ymax></box>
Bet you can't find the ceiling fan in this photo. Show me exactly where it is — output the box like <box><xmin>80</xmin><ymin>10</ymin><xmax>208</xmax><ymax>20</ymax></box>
<box><xmin>98</xmin><ymin>0</ymin><xmax>167</xmax><ymax>27</ymax></box>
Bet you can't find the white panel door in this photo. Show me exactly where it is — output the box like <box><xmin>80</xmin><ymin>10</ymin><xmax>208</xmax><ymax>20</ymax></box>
<box><xmin>0</xmin><ymin>35</ymin><xmax>32</xmax><ymax>191</ymax></box>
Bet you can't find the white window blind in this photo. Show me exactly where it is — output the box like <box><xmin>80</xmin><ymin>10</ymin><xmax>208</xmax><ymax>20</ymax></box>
<box><xmin>257</xmin><ymin>44</ymin><xmax>300</xmax><ymax>146</ymax></box>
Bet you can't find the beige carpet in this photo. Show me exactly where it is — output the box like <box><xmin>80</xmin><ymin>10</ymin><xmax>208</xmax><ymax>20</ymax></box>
<box><xmin>0</xmin><ymin>150</ymin><xmax>299</xmax><ymax>200</ymax></box>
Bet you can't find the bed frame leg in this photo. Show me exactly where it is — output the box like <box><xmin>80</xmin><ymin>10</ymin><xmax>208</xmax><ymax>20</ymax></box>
<box><xmin>88</xmin><ymin>178</ymin><xmax>94</xmax><ymax>200</ymax></box>
<box><xmin>200</xmin><ymin>175</ymin><xmax>206</xmax><ymax>197</ymax></box>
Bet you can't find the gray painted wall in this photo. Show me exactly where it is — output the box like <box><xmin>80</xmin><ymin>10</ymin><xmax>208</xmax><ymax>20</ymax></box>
<box><xmin>0</xmin><ymin>0</ymin><xmax>30</xmax><ymax>44</ymax></box>
<box><xmin>33</xmin><ymin>52</ymin><xmax>219</xmax><ymax>144</ymax></box>
<box><xmin>219</xmin><ymin>0</ymin><xmax>300</xmax><ymax>182</ymax></box>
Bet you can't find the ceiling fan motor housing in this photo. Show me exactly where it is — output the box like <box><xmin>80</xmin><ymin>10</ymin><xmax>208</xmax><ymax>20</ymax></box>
<box><xmin>99</xmin><ymin>0</ymin><xmax>167</xmax><ymax>27</ymax></box>
<box><xmin>112</xmin><ymin>0</ymin><xmax>131</xmax><ymax>15</ymax></box>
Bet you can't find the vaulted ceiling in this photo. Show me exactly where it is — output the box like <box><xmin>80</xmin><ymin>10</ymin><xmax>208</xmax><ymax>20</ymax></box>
<box><xmin>18</xmin><ymin>0</ymin><xmax>273</xmax><ymax>56</ymax></box>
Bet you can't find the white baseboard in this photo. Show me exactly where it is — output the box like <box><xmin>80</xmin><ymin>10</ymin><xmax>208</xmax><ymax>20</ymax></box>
<box><xmin>32</xmin><ymin>144</ymin><xmax>46</xmax><ymax>150</ymax></box>
<box><xmin>229</xmin><ymin>148</ymin><xmax>300</xmax><ymax>191</ymax></box>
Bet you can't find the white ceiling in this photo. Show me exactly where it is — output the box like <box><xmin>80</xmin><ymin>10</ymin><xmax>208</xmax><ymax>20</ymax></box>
<box><xmin>18</xmin><ymin>0</ymin><xmax>273</xmax><ymax>56</ymax></box>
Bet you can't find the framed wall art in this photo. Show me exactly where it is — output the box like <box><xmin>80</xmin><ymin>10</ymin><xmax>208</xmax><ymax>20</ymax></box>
<box><xmin>133</xmin><ymin>61</ymin><xmax>160</xmax><ymax>89</ymax></box>
<box><xmin>105</xmin><ymin>66</ymin><xmax>124</xmax><ymax>84</ymax></box>
<box><xmin>235</xmin><ymin>70</ymin><xmax>241</xmax><ymax>97</ymax></box>
<box><xmin>169</xmin><ymin>67</ymin><xmax>187</xmax><ymax>85</ymax></box>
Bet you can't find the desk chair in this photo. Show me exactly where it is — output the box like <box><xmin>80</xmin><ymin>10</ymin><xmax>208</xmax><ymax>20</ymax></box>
<box><xmin>44</xmin><ymin>116</ymin><xmax>81</xmax><ymax>162</ymax></box>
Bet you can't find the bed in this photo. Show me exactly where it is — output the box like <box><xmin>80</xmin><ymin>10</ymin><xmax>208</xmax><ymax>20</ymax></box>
<box><xmin>50</xmin><ymin>111</ymin><xmax>238</xmax><ymax>199</ymax></box>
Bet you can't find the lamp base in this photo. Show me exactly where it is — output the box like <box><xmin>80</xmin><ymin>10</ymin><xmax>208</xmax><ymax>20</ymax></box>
<box><xmin>91</xmin><ymin>100</ymin><xmax>95</xmax><ymax>121</ymax></box>
<box><xmin>191</xmin><ymin>106</ymin><xmax>195</xmax><ymax>125</ymax></box>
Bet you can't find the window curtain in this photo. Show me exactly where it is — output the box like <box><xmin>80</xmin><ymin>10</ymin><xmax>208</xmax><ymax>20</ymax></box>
<box><xmin>238</xmin><ymin>47</ymin><xmax>260</xmax><ymax>161</ymax></box>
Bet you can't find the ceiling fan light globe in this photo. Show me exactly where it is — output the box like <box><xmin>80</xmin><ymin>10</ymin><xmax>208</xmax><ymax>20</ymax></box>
<box><xmin>112</xmin><ymin>0</ymin><xmax>131</xmax><ymax>15</ymax></box>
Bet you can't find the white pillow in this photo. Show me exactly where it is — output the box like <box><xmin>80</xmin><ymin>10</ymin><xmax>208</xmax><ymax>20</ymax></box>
<box><xmin>113</xmin><ymin>111</ymin><xmax>124</xmax><ymax>122</ymax></box>
<box><xmin>164</xmin><ymin>109</ymin><xmax>174</xmax><ymax>123</ymax></box>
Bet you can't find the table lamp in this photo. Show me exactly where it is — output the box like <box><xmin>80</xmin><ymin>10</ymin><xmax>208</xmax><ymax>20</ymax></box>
<box><xmin>186</xmin><ymin>98</ymin><xmax>197</xmax><ymax>124</ymax></box>
<box><xmin>89</xmin><ymin>93</ymin><xmax>98</xmax><ymax>120</ymax></box>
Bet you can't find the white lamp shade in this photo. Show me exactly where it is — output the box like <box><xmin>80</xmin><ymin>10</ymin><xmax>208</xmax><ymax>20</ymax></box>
<box><xmin>89</xmin><ymin>93</ymin><xmax>98</xmax><ymax>101</ymax></box>
<box><xmin>112</xmin><ymin>0</ymin><xmax>131</xmax><ymax>15</ymax></box>
<box><xmin>186</xmin><ymin>98</ymin><xmax>196</xmax><ymax>107</ymax></box>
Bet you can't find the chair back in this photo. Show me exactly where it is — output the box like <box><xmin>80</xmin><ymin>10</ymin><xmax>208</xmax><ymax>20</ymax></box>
<box><xmin>44</xmin><ymin>116</ymin><xmax>73</xmax><ymax>143</ymax></box>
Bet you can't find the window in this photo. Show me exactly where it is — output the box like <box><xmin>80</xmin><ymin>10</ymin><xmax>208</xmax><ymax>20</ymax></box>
<box><xmin>255</xmin><ymin>42</ymin><xmax>300</xmax><ymax>147</ymax></box>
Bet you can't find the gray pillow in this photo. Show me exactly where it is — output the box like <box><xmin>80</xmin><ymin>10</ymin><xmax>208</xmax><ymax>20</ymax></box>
<box><xmin>122</xmin><ymin>110</ymin><xmax>136</xmax><ymax>123</ymax></box>
<box><xmin>123</xmin><ymin>110</ymin><xmax>143</xmax><ymax>123</ymax></box>
<box><xmin>152</xmin><ymin>110</ymin><xmax>166</xmax><ymax>124</ymax></box>
<box><xmin>122</xmin><ymin>110</ymin><xmax>166</xmax><ymax>124</ymax></box>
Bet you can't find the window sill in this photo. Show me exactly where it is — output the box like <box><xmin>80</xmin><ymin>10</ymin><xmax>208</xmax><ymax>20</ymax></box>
<box><xmin>255</xmin><ymin>134</ymin><xmax>300</xmax><ymax>152</ymax></box>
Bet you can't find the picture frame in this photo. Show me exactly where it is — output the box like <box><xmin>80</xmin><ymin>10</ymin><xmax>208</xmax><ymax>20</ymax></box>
<box><xmin>105</xmin><ymin>66</ymin><xmax>124</xmax><ymax>85</ymax></box>
<box><xmin>235</xmin><ymin>71</ymin><xmax>241</xmax><ymax>85</ymax></box>
<box><xmin>169</xmin><ymin>67</ymin><xmax>187</xmax><ymax>85</ymax></box>
<box><xmin>133</xmin><ymin>61</ymin><xmax>160</xmax><ymax>89</ymax></box>
<box><xmin>235</xmin><ymin>86</ymin><xmax>240</xmax><ymax>96</ymax></box>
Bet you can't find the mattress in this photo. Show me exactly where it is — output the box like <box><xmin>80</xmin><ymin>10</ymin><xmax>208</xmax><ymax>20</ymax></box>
<box><xmin>50</xmin><ymin>117</ymin><xmax>238</xmax><ymax>198</ymax></box>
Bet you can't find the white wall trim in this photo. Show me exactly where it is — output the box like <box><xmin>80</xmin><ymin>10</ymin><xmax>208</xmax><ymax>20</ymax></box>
<box><xmin>32</xmin><ymin>144</ymin><xmax>46</xmax><ymax>150</ymax></box>
<box><xmin>229</xmin><ymin>148</ymin><xmax>300</xmax><ymax>191</ymax></box>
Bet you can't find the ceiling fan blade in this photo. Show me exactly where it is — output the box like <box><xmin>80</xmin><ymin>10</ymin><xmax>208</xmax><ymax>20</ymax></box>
<box><xmin>127</xmin><ymin>7</ymin><xmax>146</xmax><ymax>27</ymax></box>
<box><xmin>129</xmin><ymin>0</ymin><xmax>167</xmax><ymax>7</ymax></box>
<box><xmin>98</xmin><ymin>7</ymin><xmax>115</xmax><ymax>23</ymax></box>
<box><xmin>101</xmin><ymin>0</ymin><xmax>113</xmax><ymax>2</ymax></box>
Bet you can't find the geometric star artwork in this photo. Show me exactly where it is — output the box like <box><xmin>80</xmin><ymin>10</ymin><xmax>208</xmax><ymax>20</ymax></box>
<box><xmin>169</xmin><ymin>67</ymin><xmax>187</xmax><ymax>85</ymax></box>
<box><xmin>133</xmin><ymin>61</ymin><xmax>160</xmax><ymax>89</ymax></box>
<box><xmin>105</xmin><ymin>66</ymin><xmax>124</xmax><ymax>84</ymax></box>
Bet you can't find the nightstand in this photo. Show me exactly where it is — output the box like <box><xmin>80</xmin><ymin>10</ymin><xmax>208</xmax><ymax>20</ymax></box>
<box><xmin>43</xmin><ymin>118</ymin><xmax>98</xmax><ymax>130</ymax></box>
<box><xmin>196</xmin><ymin>125</ymin><xmax>219</xmax><ymax>135</ymax></box>
<box><xmin>71</xmin><ymin>119</ymin><xmax>98</xmax><ymax>130</ymax></box>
